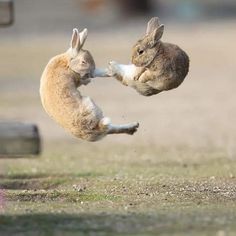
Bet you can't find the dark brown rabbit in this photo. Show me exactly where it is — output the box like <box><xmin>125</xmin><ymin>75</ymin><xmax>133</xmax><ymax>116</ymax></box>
<box><xmin>109</xmin><ymin>17</ymin><xmax>189</xmax><ymax>96</ymax></box>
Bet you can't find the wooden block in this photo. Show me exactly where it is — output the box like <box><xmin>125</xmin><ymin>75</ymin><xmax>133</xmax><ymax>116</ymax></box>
<box><xmin>0</xmin><ymin>122</ymin><xmax>41</xmax><ymax>157</ymax></box>
<box><xmin>0</xmin><ymin>0</ymin><xmax>14</xmax><ymax>26</ymax></box>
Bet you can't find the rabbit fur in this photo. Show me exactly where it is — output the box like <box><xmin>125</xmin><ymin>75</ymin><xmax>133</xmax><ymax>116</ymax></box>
<box><xmin>40</xmin><ymin>28</ymin><xmax>139</xmax><ymax>142</ymax></box>
<box><xmin>109</xmin><ymin>17</ymin><xmax>189</xmax><ymax>96</ymax></box>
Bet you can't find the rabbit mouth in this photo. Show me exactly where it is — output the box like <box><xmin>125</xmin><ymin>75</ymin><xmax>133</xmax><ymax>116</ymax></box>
<box><xmin>78</xmin><ymin>69</ymin><xmax>93</xmax><ymax>78</ymax></box>
<box><xmin>81</xmin><ymin>72</ymin><xmax>91</xmax><ymax>79</ymax></box>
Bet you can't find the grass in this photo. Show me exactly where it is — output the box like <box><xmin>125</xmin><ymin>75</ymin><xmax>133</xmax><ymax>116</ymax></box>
<box><xmin>0</xmin><ymin>143</ymin><xmax>236</xmax><ymax>235</ymax></box>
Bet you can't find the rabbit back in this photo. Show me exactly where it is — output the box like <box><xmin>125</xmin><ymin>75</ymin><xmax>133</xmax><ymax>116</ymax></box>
<box><xmin>148</xmin><ymin>42</ymin><xmax>189</xmax><ymax>91</ymax></box>
<box><xmin>40</xmin><ymin>54</ymin><xmax>107</xmax><ymax>141</ymax></box>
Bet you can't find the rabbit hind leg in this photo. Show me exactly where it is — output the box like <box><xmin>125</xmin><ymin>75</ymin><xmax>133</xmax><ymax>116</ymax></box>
<box><xmin>107</xmin><ymin>122</ymin><xmax>139</xmax><ymax>135</ymax></box>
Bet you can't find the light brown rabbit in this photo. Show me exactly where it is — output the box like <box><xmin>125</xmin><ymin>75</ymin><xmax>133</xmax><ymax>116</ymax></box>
<box><xmin>109</xmin><ymin>17</ymin><xmax>189</xmax><ymax>96</ymax></box>
<box><xmin>40</xmin><ymin>28</ymin><xmax>139</xmax><ymax>142</ymax></box>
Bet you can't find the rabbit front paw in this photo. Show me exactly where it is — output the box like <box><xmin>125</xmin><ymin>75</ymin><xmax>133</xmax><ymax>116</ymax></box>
<box><xmin>134</xmin><ymin>75</ymin><xmax>147</xmax><ymax>83</ymax></box>
<box><xmin>137</xmin><ymin>71</ymin><xmax>151</xmax><ymax>83</ymax></box>
<box><xmin>133</xmin><ymin>68</ymin><xmax>147</xmax><ymax>82</ymax></box>
<box><xmin>138</xmin><ymin>76</ymin><xmax>149</xmax><ymax>83</ymax></box>
<box><xmin>134</xmin><ymin>74</ymin><xmax>141</xmax><ymax>81</ymax></box>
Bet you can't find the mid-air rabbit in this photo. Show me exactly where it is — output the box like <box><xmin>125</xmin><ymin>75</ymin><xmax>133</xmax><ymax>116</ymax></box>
<box><xmin>40</xmin><ymin>28</ymin><xmax>139</xmax><ymax>142</ymax></box>
<box><xmin>109</xmin><ymin>17</ymin><xmax>189</xmax><ymax>96</ymax></box>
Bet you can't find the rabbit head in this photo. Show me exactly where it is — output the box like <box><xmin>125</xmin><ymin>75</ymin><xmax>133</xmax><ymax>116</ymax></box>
<box><xmin>131</xmin><ymin>17</ymin><xmax>164</xmax><ymax>67</ymax></box>
<box><xmin>68</xmin><ymin>28</ymin><xmax>95</xmax><ymax>78</ymax></box>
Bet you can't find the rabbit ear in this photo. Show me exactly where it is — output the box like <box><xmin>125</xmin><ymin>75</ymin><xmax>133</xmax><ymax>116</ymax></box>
<box><xmin>70</xmin><ymin>28</ymin><xmax>80</xmax><ymax>50</ymax></box>
<box><xmin>79</xmin><ymin>28</ymin><xmax>88</xmax><ymax>48</ymax></box>
<box><xmin>146</xmin><ymin>17</ymin><xmax>160</xmax><ymax>35</ymax></box>
<box><xmin>69</xmin><ymin>28</ymin><xmax>88</xmax><ymax>57</ymax></box>
<box><xmin>150</xmin><ymin>24</ymin><xmax>164</xmax><ymax>47</ymax></box>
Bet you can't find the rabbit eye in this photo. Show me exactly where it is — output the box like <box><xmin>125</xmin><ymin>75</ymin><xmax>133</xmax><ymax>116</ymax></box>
<box><xmin>138</xmin><ymin>49</ymin><xmax>144</xmax><ymax>55</ymax></box>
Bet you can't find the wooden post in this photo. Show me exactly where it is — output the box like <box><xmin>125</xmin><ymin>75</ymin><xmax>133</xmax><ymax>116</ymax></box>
<box><xmin>0</xmin><ymin>123</ymin><xmax>41</xmax><ymax>157</ymax></box>
<box><xmin>0</xmin><ymin>3</ymin><xmax>40</xmax><ymax>157</ymax></box>
<box><xmin>0</xmin><ymin>0</ymin><xmax>14</xmax><ymax>26</ymax></box>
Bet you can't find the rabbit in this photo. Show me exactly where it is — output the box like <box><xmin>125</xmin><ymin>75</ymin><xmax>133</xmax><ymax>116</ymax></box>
<box><xmin>109</xmin><ymin>17</ymin><xmax>189</xmax><ymax>96</ymax></box>
<box><xmin>40</xmin><ymin>28</ymin><xmax>139</xmax><ymax>142</ymax></box>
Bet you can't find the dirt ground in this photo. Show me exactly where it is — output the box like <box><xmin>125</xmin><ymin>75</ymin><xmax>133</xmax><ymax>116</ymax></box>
<box><xmin>0</xmin><ymin>19</ymin><xmax>236</xmax><ymax>235</ymax></box>
<box><xmin>1</xmin><ymin>143</ymin><xmax>236</xmax><ymax>235</ymax></box>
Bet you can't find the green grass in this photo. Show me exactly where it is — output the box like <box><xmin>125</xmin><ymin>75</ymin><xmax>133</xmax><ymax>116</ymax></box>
<box><xmin>1</xmin><ymin>143</ymin><xmax>236</xmax><ymax>235</ymax></box>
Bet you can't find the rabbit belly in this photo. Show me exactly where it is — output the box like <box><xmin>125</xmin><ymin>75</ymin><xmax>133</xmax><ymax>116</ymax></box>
<box><xmin>117</xmin><ymin>66</ymin><xmax>160</xmax><ymax>95</ymax></box>
<box><xmin>81</xmin><ymin>96</ymin><xmax>103</xmax><ymax>120</ymax></box>
<box><xmin>111</xmin><ymin>64</ymin><xmax>160</xmax><ymax>96</ymax></box>
<box><xmin>68</xmin><ymin>96</ymin><xmax>106</xmax><ymax>141</ymax></box>
<box><xmin>120</xmin><ymin>64</ymin><xmax>137</xmax><ymax>80</ymax></box>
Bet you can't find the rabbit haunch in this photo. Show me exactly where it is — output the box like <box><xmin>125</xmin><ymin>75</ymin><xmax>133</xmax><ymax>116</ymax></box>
<box><xmin>109</xmin><ymin>17</ymin><xmax>189</xmax><ymax>96</ymax></box>
<box><xmin>40</xmin><ymin>28</ymin><xmax>139</xmax><ymax>142</ymax></box>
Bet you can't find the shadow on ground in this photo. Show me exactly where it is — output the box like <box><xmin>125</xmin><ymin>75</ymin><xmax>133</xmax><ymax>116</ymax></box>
<box><xmin>0</xmin><ymin>172</ymin><xmax>102</xmax><ymax>190</ymax></box>
<box><xmin>0</xmin><ymin>212</ymin><xmax>235</xmax><ymax>236</ymax></box>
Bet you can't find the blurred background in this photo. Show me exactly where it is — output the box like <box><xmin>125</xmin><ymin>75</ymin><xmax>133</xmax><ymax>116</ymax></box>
<box><xmin>0</xmin><ymin>0</ymin><xmax>236</xmax><ymax>155</ymax></box>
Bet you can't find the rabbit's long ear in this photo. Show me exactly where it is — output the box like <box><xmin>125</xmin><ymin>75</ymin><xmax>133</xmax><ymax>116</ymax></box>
<box><xmin>150</xmin><ymin>24</ymin><xmax>164</xmax><ymax>47</ymax></box>
<box><xmin>79</xmin><ymin>28</ymin><xmax>88</xmax><ymax>49</ymax></box>
<box><xmin>70</xmin><ymin>28</ymin><xmax>80</xmax><ymax>50</ymax></box>
<box><xmin>146</xmin><ymin>17</ymin><xmax>160</xmax><ymax>35</ymax></box>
